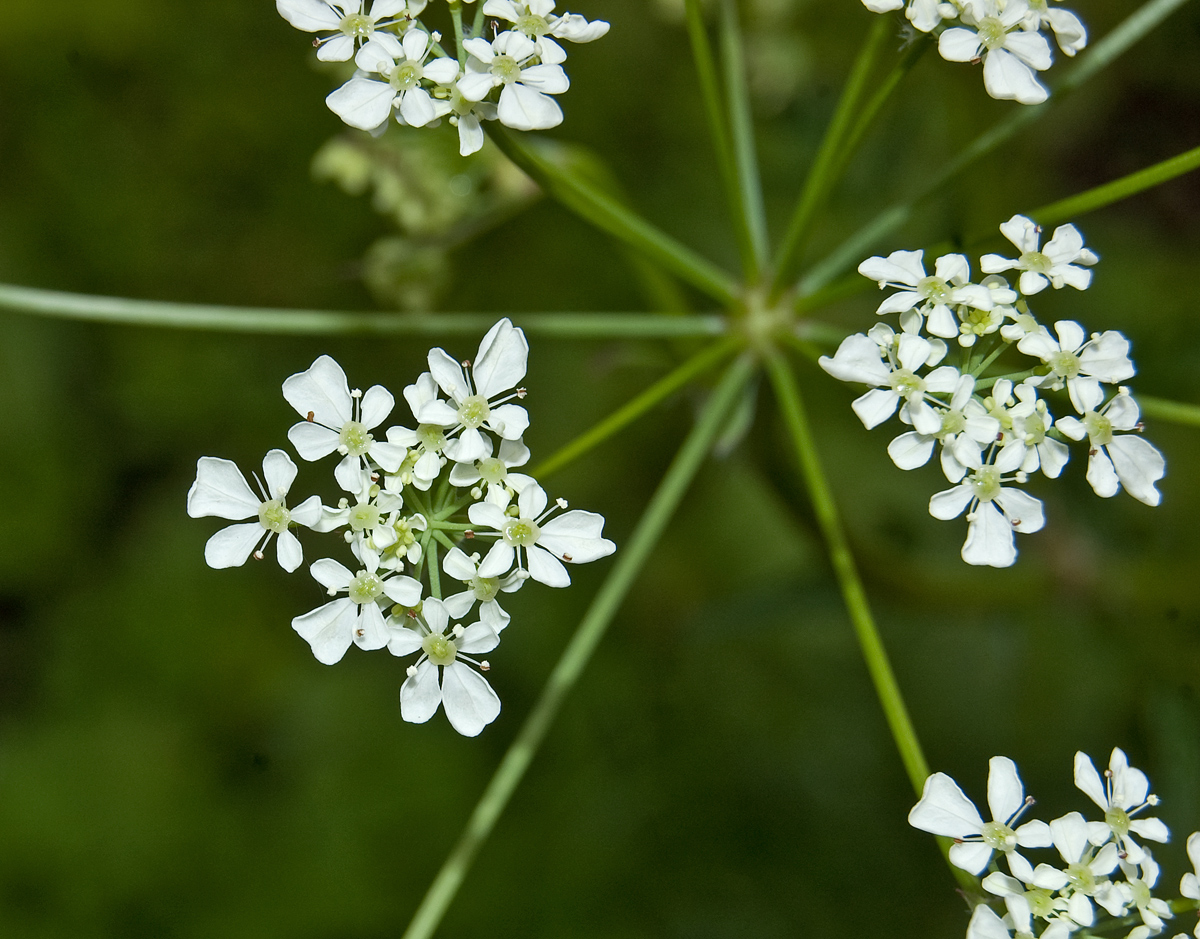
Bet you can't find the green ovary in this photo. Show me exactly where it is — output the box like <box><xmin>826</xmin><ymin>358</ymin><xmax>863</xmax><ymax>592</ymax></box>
<box><xmin>417</xmin><ymin>424</ymin><xmax>447</xmax><ymax>451</ymax></box>
<box><xmin>1048</xmin><ymin>350</ymin><xmax>1081</xmax><ymax>379</ymax></box>
<box><xmin>471</xmin><ymin>575</ymin><xmax>500</xmax><ymax>602</ymax></box>
<box><xmin>503</xmin><ymin>517</ymin><xmax>540</xmax><ymax>547</ymax></box>
<box><xmin>348</xmin><ymin>503</ymin><xmax>381</xmax><ymax>532</ymax></box>
<box><xmin>390</xmin><ymin>61</ymin><xmax>423</xmax><ymax>91</ymax></box>
<box><xmin>1023</xmin><ymin>250</ymin><xmax>1052</xmax><ymax>273</ymax></box>
<box><xmin>972</xmin><ymin>466</ymin><xmax>1003</xmax><ymax>503</ymax></box>
<box><xmin>348</xmin><ymin>572</ymin><xmax>384</xmax><ymax>605</ymax></box>
<box><xmin>1066</xmin><ymin>862</ymin><xmax>1097</xmax><ymax>894</ymax></box>
<box><xmin>1025</xmin><ymin>889</ymin><xmax>1056</xmax><ymax>919</ymax></box>
<box><xmin>918</xmin><ymin>276</ymin><xmax>950</xmax><ymax>303</ymax></box>
<box><xmin>458</xmin><ymin>395</ymin><xmax>491</xmax><ymax>429</ymax></box>
<box><xmin>340</xmin><ymin>13</ymin><xmax>373</xmax><ymax>39</ymax></box>
<box><xmin>980</xmin><ymin>820</ymin><xmax>1016</xmax><ymax>850</ymax></box>
<box><xmin>339</xmin><ymin>420</ymin><xmax>373</xmax><ymax>456</ymax></box>
<box><xmin>422</xmin><ymin>632</ymin><xmax>458</xmax><ymax>667</ymax></box>
<box><xmin>258</xmin><ymin>500</ymin><xmax>291</xmax><ymax>534</ymax></box>
<box><xmin>490</xmin><ymin>54</ymin><xmax>523</xmax><ymax>84</ymax></box>
<box><xmin>977</xmin><ymin>16</ymin><xmax>1008</xmax><ymax>49</ymax></box>
<box><xmin>477</xmin><ymin>457</ymin><xmax>507</xmax><ymax>485</ymax></box>
<box><xmin>1084</xmin><ymin>412</ymin><xmax>1114</xmax><ymax>447</ymax></box>
<box><xmin>940</xmin><ymin>409</ymin><xmax>966</xmax><ymax>437</ymax></box>
<box><xmin>517</xmin><ymin>13</ymin><xmax>549</xmax><ymax>37</ymax></box>
<box><xmin>889</xmin><ymin>369</ymin><xmax>925</xmax><ymax>397</ymax></box>
<box><xmin>1105</xmin><ymin>806</ymin><xmax>1131</xmax><ymax>838</ymax></box>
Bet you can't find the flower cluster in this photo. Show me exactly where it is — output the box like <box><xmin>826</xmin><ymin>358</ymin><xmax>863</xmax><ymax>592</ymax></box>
<box><xmin>819</xmin><ymin>214</ymin><xmax>1166</xmax><ymax>568</ymax></box>
<box><xmin>187</xmin><ymin>319</ymin><xmax>616</xmax><ymax>736</ymax></box>
<box><xmin>276</xmin><ymin>0</ymin><xmax>609</xmax><ymax>155</ymax></box>
<box><xmin>860</xmin><ymin>0</ymin><xmax>1087</xmax><ymax>105</ymax></box>
<box><xmin>909</xmin><ymin>749</ymin><xmax>1200</xmax><ymax>939</ymax></box>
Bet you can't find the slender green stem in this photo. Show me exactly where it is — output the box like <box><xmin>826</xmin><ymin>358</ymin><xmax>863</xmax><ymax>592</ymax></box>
<box><xmin>763</xmin><ymin>351</ymin><xmax>930</xmax><ymax>796</ymax></box>
<box><xmin>531</xmin><ymin>335</ymin><xmax>743</xmax><ymax>480</ymax></box>
<box><xmin>969</xmin><ymin>343</ymin><xmax>1007</xmax><ymax>378</ymax></box>
<box><xmin>471</xmin><ymin>2</ymin><xmax>484</xmax><ymax>37</ymax></box>
<box><xmin>434</xmin><ymin>475</ymin><xmax>452</xmax><ymax>514</ymax></box>
<box><xmin>431</xmin><ymin>529</ymin><xmax>460</xmax><ymax>554</ymax></box>
<box><xmin>0</xmin><ymin>283</ymin><xmax>726</xmax><ymax>338</ymax></box>
<box><xmin>435</xmin><ymin>497</ymin><xmax>473</xmax><ymax>523</ymax></box>
<box><xmin>683</xmin><ymin>0</ymin><xmax>756</xmax><ymax>276</ymax></box>
<box><xmin>765</xmin><ymin>352</ymin><xmax>979</xmax><ymax>894</ymax></box>
<box><xmin>1027</xmin><ymin>143</ymin><xmax>1200</xmax><ymax>227</ymax></box>
<box><xmin>448</xmin><ymin>0</ymin><xmax>466</xmax><ymax>66</ymax></box>
<box><xmin>1139</xmin><ymin>395</ymin><xmax>1200</xmax><ymax>428</ymax></box>
<box><xmin>429</xmin><ymin>521</ymin><xmax>474</xmax><ymax>532</ymax></box>
<box><xmin>796</xmin><ymin>0</ymin><xmax>1194</xmax><ymax>297</ymax></box>
<box><xmin>771</xmin><ymin>16</ymin><xmax>892</xmax><ymax>293</ymax></box>
<box><xmin>400</xmin><ymin>355</ymin><xmax>757</xmax><ymax>939</ymax></box>
<box><xmin>718</xmin><ymin>0</ymin><xmax>768</xmax><ymax>278</ymax></box>
<box><xmin>974</xmin><ymin>368</ymin><xmax>1042</xmax><ymax>391</ymax></box>
<box><xmin>427</xmin><ymin>541</ymin><xmax>442</xmax><ymax>600</ymax></box>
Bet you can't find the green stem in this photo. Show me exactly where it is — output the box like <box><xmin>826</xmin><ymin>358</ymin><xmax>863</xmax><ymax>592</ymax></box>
<box><xmin>530</xmin><ymin>335</ymin><xmax>743</xmax><ymax>480</ymax></box>
<box><xmin>471</xmin><ymin>2</ymin><xmax>484</xmax><ymax>38</ymax></box>
<box><xmin>969</xmin><ymin>342</ymin><xmax>1007</xmax><ymax>378</ymax></box>
<box><xmin>429</xmin><ymin>521</ymin><xmax>474</xmax><ymax>532</ymax></box>
<box><xmin>1139</xmin><ymin>395</ymin><xmax>1200</xmax><ymax>428</ymax></box>
<box><xmin>448</xmin><ymin>0</ymin><xmax>466</xmax><ymax>66</ymax></box>
<box><xmin>718</xmin><ymin>0</ymin><xmax>768</xmax><ymax>277</ymax></box>
<box><xmin>486</xmin><ymin>129</ymin><xmax>741</xmax><ymax>306</ymax></box>
<box><xmin>1026</xmin><ymin>143</ymin><xmax>1200</xmax><ymax>226</ymax></box>
<box><xmin>796</xmin><ymin>0</ymin><xmax>1194</xmax><ymax>297</ymax></box>
<box><xmin>683</xmin><ymin>0</ymin><xmax>757</xmax><ymax>276</ymax></box>
<box><xmin>427</xmin><ymin>541</ymin><xmax>441</xmax><ymax>600</ymax></box>
<box><xmin>400</xmin><ymin>355</ymin><xmax>757</xmax><ymax>939</ymax></box>
<box><xmin>0</xmin><ymin>283</ymin><xmax>727</xmax><ymax>338</ymax></box>
<box><xmin>771</xmin><ymin>16</ymin><xmax>892</xmax><ymax>293</ymax></box>
<box><xmin>434</xmin><ymin>497</ymin><xmax>473</xmax><ymax>523</ymax></box>
<box><xmin>973</xmin><ymin>368</ymin><xmax>1042</xmax><ymax>391</ymax></box>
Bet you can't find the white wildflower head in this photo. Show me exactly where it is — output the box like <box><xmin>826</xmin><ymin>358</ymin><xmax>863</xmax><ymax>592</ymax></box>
<box><xmin>983</xmin><ymin>216</ymin><xmax>1099</xmax><ymax>295</ymax></box>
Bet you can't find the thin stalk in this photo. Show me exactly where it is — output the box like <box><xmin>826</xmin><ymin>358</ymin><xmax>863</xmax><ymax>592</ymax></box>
<box><xmin>796</xmin><ymin>0</ymin><xmax>1194</xmax><ymax>297</ymax></box>
<box><xmin>764</xmin><ymin>352</ymin><xmax>978</xmax><ymax>895</ymax></box>
<box><xmin>1026</xmin><ymin>143</ymin><xmax>1200</xmax><ymax>226</ymax></box>
<box><xmin>0</xmin><ymin>283</ymin><xmax>727</xmax><ymax>338</ymax></box>
<box><xmin>974</xmin><ymin>368</ymin><xmax>1042</xmax><ymax>391</ymax></box>
<box><xmin>771</xmin><ymin>16</ymin><xmax>892</xmax><ymax>293</ymax></box>
<box><xmin>531</xmin><ymin>335</ymin><xmax>743</xmax><ymax>480</ymax></box>
<box><xmin>434</xmin><ymin>497</ymin><xmax>474</xmax><ymax>523</ymax></box>
<box><xmin>471</xmin><ymin>2</ymin><xmax>484</xmax><ymax>38</ymax></box>
<box><xmin>400</xmin><ymin>355</ymin><xmax>757</xmax><ymax>939</ymax></box>
<box><xmin>429</xmin><ymin>521</ymin><xmax>474</xmax><ymax>532</ymax></box>
<box><xmin>683</xmin><ymin>0</ymin><xmax>756</xmax><ymax>275</ymax></box>
<box><xmin>427</xmin><ymin>541</ymin><xmax>442</xmax><ymax>599</ymax></box>
<box><xmin>448</xmin><ymin>0</ymin><xmax>466</xmax><ymax>66</ymax></box>
<box><xmin>1139</xmin><ymin>395</ymin><xmax>1200</xmax><ymax>428</ymax></box>
<box><xmin>718</xmin><ymin>0</ymin><xmax>769</xmax><ymax>277</ymax></box>
<box><xmin>969</xmin><ymin>342</ymin><xmax>1007</xmax><ymax>378</ymax></box>
<box><xmin>487</xmin><ymin>129</ymin><xmax>742</xmax><ymax>306</ymax></box>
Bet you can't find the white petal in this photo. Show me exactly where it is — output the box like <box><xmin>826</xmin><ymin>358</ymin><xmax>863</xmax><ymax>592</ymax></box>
<box><xmin>852</xmin><ymin>388</ymin><xmax>900</xmax><ymax>430</ymax></box>
<box><xmin>887</xmin><ymin>432</ymin><xmax>935</xmax><ymax>470</ymax></box>
<box><xmin>961</xmin><ymin>502</ymin><xmax>1016</xmax><ymax>568</ymax></box>
<box><xmin>983</xmin><ymin>47</ymin><xmax>1048</xmax><ymax>105</ymax></box>
<box><xmin>317</xmin><ymin>34</ymin><xmax>355</xmax><ymax>61</ymax></box>
<box><xmin>938</xmin><ymin>27</ymin><xmax>981</xmax><ymax>62</ymax></box>
<box><xmin>354</xmin><ymin>602</ymin><xmax>389</xmax><ymax>651</ymax></box>
<box><xmin>276</xmin><ymin>0</ymin><xmax>342</xmax><ymax>31</ymax></box>
<box><xmin>400</xmin><ymin>86</ymin><xmax>438</xmax><ymax>127</ymax></box>
<box><xmin>292</xmin><ymin>599</ymin><xmax>356</xmax><ymax>665</ymax></box>
<box><xmin>261</xmin><ymin>449</ymin><xmax>299</xmax><ymax>500</ymax></box>
<box><xmin>486</xmin><ymin>403</ymin><xmax>529</xmax><ymax>440</ymax></box>
<box><xmin>994</xmin><ymin>487</ymin><xmax>1044</xmax><ymax>533</ymax></box>
<box><xmin>476</xmin><ymin>540</ymin><xmax>515</xmax><ymax>578</ymax></box>
<box><xmin>966</xmin><ymin>903</ymin><xmax>1010</xmax><ymax>939</ymax></box>
<box><xmin>441</xmin><ymin>663</ymin><xmax>501</xmax><ymax>737</ymax></box>
<box><xmin>497</xmin><ymin>83</ymin><xmax>563</xmax><ymax>131</ymax></box>
<box><xmin>399</xmin><ymin>660</ymin><xmax>442</xmax><ymax>723</ymax></box>
<box><xmin>382</xmin><ymin>574</ymin><xmax>422</xmax><ymax>606</ymax></box>
<box><xmin>1085</xmin><ymin>448</ymin><xmax>1121</xmax><ymax>499</ymax></box>
<box><xmin>526</xmin><ymin>544</ymin><xmax>570</xmax><ymax>587</ymax></box>
<box><xmin>950</xmin><ymin>841</ymin><xmax>994</xmax><ymax>875</ymax></box>
<box><xmin>457</xmin><ymin>623</ymin><xmax>500</xmax><ymax>655</ymax></box>
<box><xmin>326</xmin><ymin>76</ymin><xmax>397</xmax><ymax>130</ymax></box>
<box><xmin>187</xmin><ymin>457</ymin><xmax>260</xmax><ymax>519</ymax></box>
<box><xmin>472</xmin><ymin>318</ymin><xmax>528</xmax><ymax>400</ymax></box>
<box><xmin>310</xmin><ymin>557</ymin><xmax>354</xmax><ymax>592</ymax></box>
<box><xmin>1073</xmin><ymin>751</ymin><xmax>1108</xmax><ymax>810</ymax></box>
<box><xmin>457</xmin><ymin>71</ymin><xmax>498</xmax><ymax>102</ymax></box>
<box><xmin>1106</xmin><ymin>436</ymin><xmax>1165</xmax><ymax>507</ymax></box>
<box><xmin>204</xmin><ymin>523</ymin><xmax>265</xmax><ymax>569</ymax></box>
<box><xmin>908</xmin><ymin>772</ymin><xmax>984</xmax><ymax>838</ymax></box>
<box><xmin>538</xmin><ymin>511</ymin><xmax>615</xmax><ymax>563</ymax></box>
<box><xmin>276</xmin><ymin>529</ymin><xmax>304</xmax><ymax>572</ymax></box>
<box><xmin>929</xmin><ymin>484</ymin><xmax>974</xmax><ymax>520</ymax></box>
<box><xmin>987</xmin><ymin>756</ymin><xmax>1025</xmax><ymax>823</ymax></box>
<box><xmin>287</xmin><ymin>421</ymin><xmax>342</xmax><ymax>462</ymax></box>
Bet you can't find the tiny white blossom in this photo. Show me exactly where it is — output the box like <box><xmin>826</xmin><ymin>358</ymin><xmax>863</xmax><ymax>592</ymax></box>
<box><xmin>1023</xmin><ymin>0</ymin><xmax>1088</xmax><ymax>56</ymax></box>
<box><xmin>1180</xmin><ymin>832</ymin><xmax>1200</xmax><ymax>939</ymax></box>
<box><xmin>482</xmin><ymin>0</ymin><xmax>610</xmax><ymax>66</ymax></box>
<box><xmin>1072</xmin><ymin>748</ymin><xmax>1169</xmax><ymax>864</ymax></box>
<box><xmin>982</xmin><ymin>216</ymin><xmax>1099</xmax><ymax>295</ymax></box>
<box><xmin>1056</xmin><ymin>387</ymin><xmax>1165</xmax><ymax>506</ymax></box>
<box><xmin>449</xmin><ymin>436</ymin><xmax>533</xmax><ymax>507</ymax></box>
<box><xmin>938</xmin><ymin>0</ymin><xmax>1053</xmax><ymax>105</ymax></box>
<box><xmin>187</xmin><ymin>451</ymin><xmax>322</xmax><ymax>572</ymax></box>
<box><xmin>458</xmin><ymin>31</ymin><xmax>570</xmax><ymax>131</ymax></box>
<box><xmin>1017</xmin><ymin>320</ymin><xmax>1135</xmax><ymax>414</ymax></box>
<box><xmin>276</xmin><ymin>0</ymin><xmax>413</xmax><ymax>62</ymax></box>
<box><xmin>886</xmin><ymin>373</ymin><xmax>1000</xmax><ymax>481</ymax></box>
<box><xmin>857</xmin><ymin>249</ymin><xmax>994</xmax><ymax>336</ymax></box>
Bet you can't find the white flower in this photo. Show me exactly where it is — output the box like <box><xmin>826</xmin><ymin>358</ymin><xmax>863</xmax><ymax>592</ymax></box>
<box><xmin>1180</xmin><ymin>832</ymin><xmax>1200</xmax><ymax>938</ymax></box>
<box><xmin>982</xmin><ymin>216</ymin><xmax>1099</xmax><ymax>295</ymax></box>
<box><xmin>458</xmin><ymin>31</ymin><xmax>570</xmax><ymax>131</ymax></box>
<box><xmin>1022</xmin><ymin>811</ymin><xmax>1125</xmax><ymax>926</ymax></box>
<box><xmin>1073</xmin><ymin>748</ymin><xmax>1169</xmax><ymax>864</ymax></box>
<box><xmin>387</xmin><ymin>597</ymin><xmax>501</xmax><ymax>736</ymax></box>
<box><xmin>908</xmin><ymin>756</ymin><xmax>1051</xmax><ymax>877</ymax></box>
<box><xmin>1023</xmin><ymin>0</ymin><xmax>1088</xmax><ymax>56</ymax></box>
<box><xmin>857</xmin><ymin>249</ymin><xmax>994</xmax><ymax>336</ymax></box>
<box><xmin>1005</xmin><ymin>382</ymin><xmax>1070</xmax><ymax>479</ymax></box>
<box><xmin>819</xmin><ymin>328</ymin><xmax>958</xmax><ymax>435</ymax></box>
<box><xmin>276</xmin><ymin>0</ymin><xmax>411</xmax><ymax>62</ymax></box>
<box><xmin>384</xmin><ymin>372</ymin><xmax>453</xmax><ymax>491</ymax></box>
<box><xmin>416</xmin><ymin>318</ymin><xmax>531</xmax><ymax>463</ymax></box>
<box><xmin>1056</xmin><ymin>387</ymin><xmax>1165</xmax><ymax>506</ymax></box>
<box><xmin>929</xmin><ymin>443</ymin><xmax>1045</xmax><ymax>567</ymax></box>
<box><xmin>441</xmin><ymin>546</ymin><xmax>524</xmax><ymax>626</ymax></box>
<box><xmin>282</xmin><ymin>354</ymin><xmax>408</xmax><ymax>491</ymax></box>
<box><xmin>482</xmin><ymin>0</ymin><xmax>610</xmax><ymax>65</ymax></box>
<box><xmin>468</xmin><ymin>482</ymin><xmax>616</xmax><ymax>587</ymax></box>
<box><xmin>975</xmin><ymin>880</ymin><xmax>1074</xmax><ymax>939</ymax></box>
<box><xmin>886</xmin><ymin>373</ymin><xmax>1001</xmax><ymax>482</ymax></box>
<box><xmin>291</xmin><ymin>557</ymin><xmax>422</xmax><ymax>664</ymax></box>
<box><xmin>449</xmin><ymin>436</ymin><xmax>533</xmax><ymax>506</ymax></box>
<box><xmin>939</xmin><ymin>0</ymin><xmax>1054</xmax><ymax>105</ymax></box>
<box><xmin>1119</xmin><ymin>855</ymin><xmax>1174</xmax><ymax>939</ymax></box>
<box><xmin>1017</xmin><ymin>320</ymin><xmax>1135</xmax><ymax>414</ymax></box>
<box><xmin>187</xmin><ymin>451</ymin><xmax>322</xmax><ymax>572</ymax></box>
<box><xmin>430</xmin><ymin>88</ymin><xmax>499</xmax><ymax>156</ymax></box>
<box><xmin>326</xmin><ymin>30</ymin><xmax>461</xmax><ymax>131</ymax></box>
<box><xmin>954</xmin><ymin>274</ymin><xmax>1019</xmax><ymax>347</ymax></box>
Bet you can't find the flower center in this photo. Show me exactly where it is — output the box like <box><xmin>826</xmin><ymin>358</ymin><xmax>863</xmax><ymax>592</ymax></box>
<box><xmin>980</xmin><ymin>819</ymin><xmax>1016</xmax><ymax>850</ymax></box>
<box><xmin>340</xmin><ymin>13</ymin><xmax>374</xmax><ymax>39</ymax></box>
<box><xmin>1025</xmin><ymin>888</ymin><xmax>1057</xmax><ymax>919</ymax></box>
<box><xmin>978</xmin><ymin>16</ymin><xmax>1009</xmax><ymax>49</ymax></box>
<box><xmin>458</xmin><ymin>394</ymin><xmax>491</xmax><ymax>429</ymax></box>
<box><xmin>939</xmin><ymin>409</ymin><xmax>966</xmax><ymax>437</ymax></box>
<box><xmin>918</xmin><ymin>276</ymin><xmax>950</xmax><ymax>303</ymax></box>
<box><xmin>1020</xmin><ymin>416</ymin><xmax>1046</xmax><ymax>446</ymax></box>
<box><xmin>516</xmin><ymin>13</ymin><xmax>550</xmax><ymax>37</ymax></box>
<box><xmin>393</xmin><ymin>517</ymin><xmax>419</xmax><ymax>547</ymax></box>
<box><xmin>502</xmin><ymin>517</ymin><xmax>541</xmax><ymax>546</ymax></box>
<box><xmin>390</xmin><ymin>60</ymin><xmax>423</xmax><ymax>91</ymax></box>
<box><xmin>1066</xmin><ymin>862</ymin><xmax>1097</xmax><ymax>894</ymax></box>
<box><xmin>422</xmin><ymin>631</ymin><xmax>458</xmax><ymax>666</ymax></box>
<box><xmin>348</xmin><ymin>571</ymin><xmax>384</xmax><ymax>605</ymax></box>
<box><xmin>1083</xmin><ymin>411</ymin><xmax>1114</xmax><ymax>447</ymax></box>
<box><xmin>1048</xmin><ymin>350</ymin><xmax>1082</xmax><ymax>379</ymax></box>
<box><xmin>1023</xmin><ymin>250</ymin><xmax>1052</xmax><ymax>273</ymax></box>
<box><xmin>1105</xmin><ymin>805</ymin><xmax>1131</xmax><ymax>838</ymax></box>
<box><xmin>888</xmin><ymin>368</ymin><xmax>925</xmax><ymax>398</ymax></box>
<box><xmin>971</xmin><ymin>466</ymin><xmax>1003</xmax><ymax>503</ymax></box>
<box><xmin>339</xmin><ymin>420</ymin><xmax>373</xmax><ymax>456</ymax></box>
<box><xmin>258</xmin><ymin>499</ymin><xmax>291</xmax><ymax>534</ymax></box>
<box><xmin>417</xmin><ymin>424</ymin><xmax>447</xmax><ymax>451</ymax></box>
<box><xmin>477</xmin><ymin>457</ymin><xmax>508</xmax><ymax>485</ymax></box>
<box><xmin>490</xmin><ymin>53</ymin><xmax>524</xmax><ymax>84</ymax></box>
<box><xmin>471</xmin><ymin>575</ymin><xmax>501</xmax><ymax>602</ymax></box>
<box><xmin>348</xmin><ymin>501</ymin><xmax>381</xmax><ymax>532</ymax></box>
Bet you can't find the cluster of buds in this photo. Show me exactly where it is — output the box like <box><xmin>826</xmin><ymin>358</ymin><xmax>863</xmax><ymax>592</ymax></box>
<box><xmin>187</xmin><ymin>319</ymin><xmax>616</xmax><ymax>735</ymax></box>
<box><xmin>820</xmin><ymin>214</ymin><xmax>1166</xmax><ymax>567</ymax></box>
<box><xmin>861</xmin><ymin>0</ymin><xmax>1087</xmax><ymax>104</ymax></box>
<box><xmin>277</xmin><ymin>0</ymin><xmax>608</xmax><ymax>154</ymax></box>
<box><xmin>909</xmin><ymin>749</ymin><xmax>1200</xmax><ymax>939</ymax></box>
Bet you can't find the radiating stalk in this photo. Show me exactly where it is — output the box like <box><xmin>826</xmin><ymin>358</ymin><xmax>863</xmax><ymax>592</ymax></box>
<box><xmin>796</xmin><ymin>0</ymin><xmax>1194</xmax><ymax>297</ymax></box>
<box><xmin>683</xmin><ymin>0</ymin><xmax>757</xmax><ymax>276</ymax></box>
<box><xmin>718</xmin><ymin>0</ymin><xmax>769</xmax><ymax>276</ymax></box>
<box><xmin>1140</xmin><ymin>395</ymin><xmax>1200</xmax><ymax>428</ymax></box>
<box><xmin>487</xmin><ymin>129</ymin><xmax>742</xmax><ymax>305</ymax></box>
<box><xmin>531</xmin><ymin>335</ymin><xmax>743</xmax><ymax>480</ymax></box>
<box><xmin>0</xmin><ymin>283</ymin><xmax>727</xmax><ymax>338</ymax></box>
<box><xmin>770</xmin><ymin>16</ymin><xmax>892</xmax><ymax>293</ymax></box>
<box><xmin>400</xmin><ymin>355</ymin><xmax>757</xmax><ymax>939</ymax></box>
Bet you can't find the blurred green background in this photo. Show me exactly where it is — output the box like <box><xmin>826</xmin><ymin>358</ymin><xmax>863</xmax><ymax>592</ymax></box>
<box><xmin>2</xmin><ymin>1</ymin><xmax>1200</xmax><ymax>936</ymax></box>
